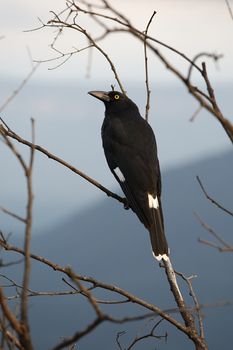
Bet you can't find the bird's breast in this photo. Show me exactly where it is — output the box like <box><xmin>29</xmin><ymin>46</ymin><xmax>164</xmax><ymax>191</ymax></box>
<box><xmin>102</xmin><ymin>116</ymin><xmax>129</xmax><ymax>146</ymax></box>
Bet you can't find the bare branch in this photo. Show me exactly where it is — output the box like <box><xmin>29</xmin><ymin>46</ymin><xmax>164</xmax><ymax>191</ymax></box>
<box><xmin>0</xmin><ymin>320</ymin><xmax>23</xmax><ymax>350</ymax></box>
<box><xmin>0</xmin><ymin>238</ymin><xmax>189</xmax><ymax>335</ymax></box>
<box><xmin>1</xmin><ymin>119</ymin><xmax>37</xmax><ymax>349</ymax></box>
<box><xmin>74</xmin><ymin>0</ymin><xmax>202</xmax><ymax>72</ymax></box>
<box><xmin>187</xmin><ymin>52</ymin><xmax>223</xmax><ymax>82</ymax></box>
<box><xmin>0</xmin><ymin>206</ymin><xmax>26</xmax><ymax>223</ymax></box>
<box><xmin>198</xmin><ymin>238</ymin><xmax>233</xmax><ymax>252</ymax></box>
<box><xmin>0</xmin><ymin>63</ymin><xmax>40</xmax><ymax>113</ymax></box>
<box><xmin>189</xmin><ymin>105</ymin><xmax>203</xmax><ymax>122</ymax></box>
<box><xmin>41</xmin><ymin>1</ymin><xmax>233</xmax><ymax>142</ymax></box>
<box><xmin>127</xmin><ymin>319</ymin><xmax>166</xmax><ymax>350</ymax></box>
<box><xmin>0</xmin><ymin>122</ymin><xmax>126</xmax><ymax>207</ymax></box>
<box><xmin>195</xmin><ymin>212</ymin><xmax>232</xmax><ymax>252</ymax></box>
<box><xmin>196</xmin><ymin>176</ymin><xmax>233</xmax><ymax>216</ymax></box>
<box><xmin>67</xmin><ymin>268</ymin><xmax>104</xmax><ymax>319</ymax></box>
<box><xmin>143</xmin><ymin>11</ymin><xmax>156</xmax><ymax>121</ymax></box>
<box><xmin>35</xmin><ymin>45</ymin><xmax>93</xmax><ymax>70</ymax></box>
<box><xmin>47</xmin><ymin>10</ymin><xmax>126</xmax><ymax>93</ymax></box>
<box><xmin>0</xmin><ymin>288</ymin><xmax>23</xmax><ymax>336</ymax></box>
<box><xmin>0</xmin><ymin>258</ymin><xmax>23</xmax><ymax>268</ymax></box>
<box><xmin>116</xmin><ymin>331</ymin><xmax>125</xmax><ymax>350</ymax></box>
<box><xmin>52</xmin><ymin>317</ymin><xmax>104</xmax><ymax>350</ymax></box>
<box><xmin>177</xmin><ymin>272</ymin><xmax>204</xmax><ymax>339</ymax></box>
<box><xmin>0</xmin><ymin>236</ymin><xmax>220</xmax><ymax>349</ymax></box>
<box><xmin>19</xmin><ymin>119</ymin><xmax>35</xmax><ymax>349</ymax></box>
<box><xmin>225</xmin><ymin>0</ymin><xmax>233</xmax><ymax>20</ymax></box>
<box><xmin>62</xmin><ymin>278</ymin><xmax>130</xmax><ymax>304</ymax></box>
<box><xmin>0</xmin><ymin>123</ymin><xmax>27</xmax><ymax>175</ymax></box>
<box><xmin>201</xmin><ymin>62</ymin><xmax>233</xmax><ymax>142</ymax></box>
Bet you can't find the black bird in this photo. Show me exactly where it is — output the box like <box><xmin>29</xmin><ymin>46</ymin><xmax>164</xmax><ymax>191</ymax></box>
<box><xmin>88</xmin><ymin>90</ymin><xmax>169</xmax><ymax>261</ymax></box>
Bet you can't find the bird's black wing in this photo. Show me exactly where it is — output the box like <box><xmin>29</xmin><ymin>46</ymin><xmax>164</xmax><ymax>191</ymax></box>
<box><xmin>102</xmin><ymin>114</ymin><xmax>162</xmax><ymax>230</ymax></box>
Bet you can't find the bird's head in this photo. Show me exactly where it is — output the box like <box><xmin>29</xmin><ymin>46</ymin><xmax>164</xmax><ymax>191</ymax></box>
<box><xmin>88</xmin><ymin>90</ymin><xmax>138</xmax><ymax>114</ymax></box>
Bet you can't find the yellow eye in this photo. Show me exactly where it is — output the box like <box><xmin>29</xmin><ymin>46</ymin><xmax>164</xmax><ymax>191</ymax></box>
<box><xmin>114</xmin><ymin>94</ymin><xmax>120</xmax><ymax>100</ymax></box>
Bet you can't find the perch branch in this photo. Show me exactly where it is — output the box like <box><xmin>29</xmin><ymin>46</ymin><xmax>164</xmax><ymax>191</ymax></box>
<box><xmin>0</xmin><ymin>122</ymin><xmax>126</xmax><ymax>207</ymax></box>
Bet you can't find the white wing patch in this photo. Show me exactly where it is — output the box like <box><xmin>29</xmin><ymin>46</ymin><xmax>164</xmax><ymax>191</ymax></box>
<box><xmin>114</xmin><ymin>167</ymin><xmax>125</xmax><ymax>182</ymax></box>
<box><xmin>148</xmin><ymin>193</ymin><xmax>159</xmax><ymax>209</ymax></box>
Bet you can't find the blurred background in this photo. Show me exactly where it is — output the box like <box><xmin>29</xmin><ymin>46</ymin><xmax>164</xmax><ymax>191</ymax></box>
<box><xmin>0</xmin><ymin>1</ymin><xmax>232</xmax><ymax>349</ymax></box>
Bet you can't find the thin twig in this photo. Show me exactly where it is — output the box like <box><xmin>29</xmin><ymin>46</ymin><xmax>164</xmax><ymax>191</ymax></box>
<box><xmin>0</xmin><ymin>258</ymin><xmax>23</xmax><ymax>268</ymax></box>
<box><xmin>189</xmin><ymin>105</ymin><xmax>202</xmax><ymax>122</ymax></box>
<box><xmin>201</xmin><ymin>62</ymin><xmax>233</xmax><ymax>143</ymax></box>
<box><xmin>0</xmin><ymin>273</ymin><xmax>94</xmax><ymax>300</ymax></box>
<box><xmin>116</xmin><ymin>331</ymin><xmax>125</xmax><ymax>350</ymax></box>
<box><xmin>0</xmin><ymin>206</ymin><xmax>26</xmax><ymax>223</ymax></box>
<box><xmin>225</xmin><ymin>0</ymin><xmax>233</xmax><ymax>20</ymax></box>
<box><xmin>187</xmin><ymin>52</ymin><xmax>223</xmax><ymax>82</ymax></box>
<box><xmin>195</xmin><ymin>212</ymin><xmax>232</xmax><ymax>249</ymax></box>
<box><xmin>35</xmin><ymin>45</ymin><xmax>93</xmax><ymax>70</ymax></box>
<box><xmin>177</xmin><ymin>272</ymin><xmax>204</xmax><ymax>339</ymax></box>
<box><xmin>0</xmin><ymin>63</ymin><xmax>40</xmax><ymax>113</ymax></box>
<box><xmin>51</xmin><ymin>317</ymin><xmax>104</xmax><ymax>350</ymax></box>
<box><xmin>143</xmin><ymin>11</ymin><xmax>156</xmax><ymax>121</ymax></box>
<box><xmin>0</xmin><ymin>125</ymin><xmax>27</xmax><ymax>175</ymax></box>
<box><xmin>127</xmin><ymin>319</ymin><xmax>166</xmax><ymax>350</ymax></box>
<box><xmin>196</xmin><ymin>176</ymin><xmax>233</xmax><ymax>216</ymax></box>
<box><xmin>67</xmin><ymin>268</ymin><xmax>104</xmax><ymax>319</ymax></box>
<box><xmin>198</xmin><ymin>238</ymin><xmax>233</xmax><ymax>252</ymax></box>
<box><xmin>47</xmin><ymin>13</ymin><xmax>126</xmax><ymax>93</ymax></box>
<box><xmin>62</xmin><ymin>278</ymin><xmax>130</xmax><ymax>304</ymax></box>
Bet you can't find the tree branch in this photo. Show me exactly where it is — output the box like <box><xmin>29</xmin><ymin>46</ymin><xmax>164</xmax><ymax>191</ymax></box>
<box><xmin>0</xmin><ymin>288</ymin><xmax>23</xmax><ymax>337</ymax></box>
<box><xmin>0</xmin><ymin>122</ymin><xmax>127</xmax><ymax>207</ymax></box>
<box><xmin>0</xmin><ymin>238</ymin><xmax>190</xmax><ymax>335</ymax></box>
<box><xmin>143</xmin><ymin>11</ymin><xmax>156</xmax><ymax>121</ymax></box>
<box><xmin>0</xmin><ymin>63</ymin><xmax>40</xmax><ymax>114</ymax></box>
<box><xmin>196</xmin><ymin>176</ymin><xmax>233</xmax><ymax>217</ymax></box>
<box><xmin>19</xmin><ymin>119</ymin><xmax>35</xmax><ymax>350</ymax></box>
<box><xmin>0</xmin><ymin>206</ymin><xmax>26</xmax><ymax>223</ymax></box>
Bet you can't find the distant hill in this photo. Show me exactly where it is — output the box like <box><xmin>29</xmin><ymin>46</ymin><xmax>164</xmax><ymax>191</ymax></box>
<box><xmin>4</xmin><ymin>149</ymin><xmax>233</xmax><ymax>350</ymax></box>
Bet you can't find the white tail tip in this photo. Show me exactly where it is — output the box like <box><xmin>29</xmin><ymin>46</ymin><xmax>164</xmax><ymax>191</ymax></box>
<box><xmin>152</xmin><ymin>251</ymin><xmax>169</xmax><ymax>261</ymax></box>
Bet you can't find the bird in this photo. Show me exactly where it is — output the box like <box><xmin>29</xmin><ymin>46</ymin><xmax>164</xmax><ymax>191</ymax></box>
<box><xmin>88</xmin><ymin>90</ymin><xmax>169</xmax><ymax>261</ymax></box>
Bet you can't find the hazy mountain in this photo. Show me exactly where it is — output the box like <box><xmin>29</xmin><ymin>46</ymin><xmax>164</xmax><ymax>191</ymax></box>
<box><xmin>2</xmin><ymin>149</ymin><xmax>233</xmax><ymax>350</ymax></box>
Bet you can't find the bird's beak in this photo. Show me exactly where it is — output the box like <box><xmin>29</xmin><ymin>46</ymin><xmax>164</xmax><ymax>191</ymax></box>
<box><xmin>88</xmin><ymin>91</ymin><xmax>110</xmax><ymax>102</ymax></box>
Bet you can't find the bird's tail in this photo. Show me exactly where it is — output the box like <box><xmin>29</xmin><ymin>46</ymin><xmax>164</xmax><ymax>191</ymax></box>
<box><xmin>149</xmin><ymin>206</ymin><xmax>169</xmax><ymax>261</ymax></box>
